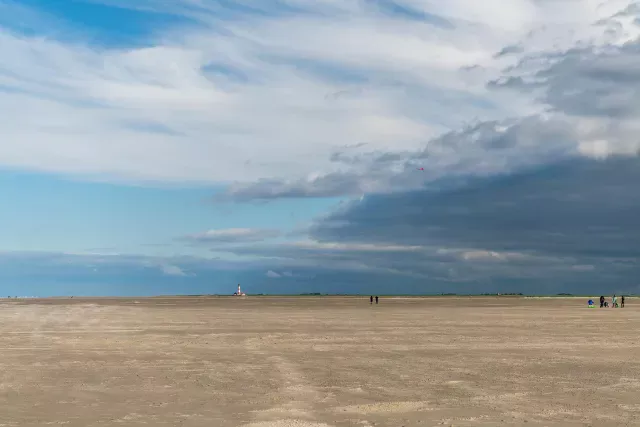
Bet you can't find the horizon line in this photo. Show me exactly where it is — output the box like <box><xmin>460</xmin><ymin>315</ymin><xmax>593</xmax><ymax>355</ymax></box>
<box><xmin>1</xmin><ymin>293</ymin><xmax>633</xmax><ymax>299</ymax></box>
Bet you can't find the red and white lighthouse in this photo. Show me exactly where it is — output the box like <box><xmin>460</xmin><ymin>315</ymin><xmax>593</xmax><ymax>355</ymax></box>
<box><xmin>235</xmin><ymin>284</ymin><xmax>246</xmax><ymax>296</ymax></box>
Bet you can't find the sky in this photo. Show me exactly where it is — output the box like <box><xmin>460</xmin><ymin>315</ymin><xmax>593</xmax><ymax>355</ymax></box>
<box><xmin>1</xmin><ymin>0</ymin><xmax>640</xmax><ymax>296</ymax></box>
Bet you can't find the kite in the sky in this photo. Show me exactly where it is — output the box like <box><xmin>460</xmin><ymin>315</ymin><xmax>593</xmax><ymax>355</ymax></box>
<box><xmin>417</xmin><ymin>167</ymin><xmax>424</xmax><ymax>171</ymax></box>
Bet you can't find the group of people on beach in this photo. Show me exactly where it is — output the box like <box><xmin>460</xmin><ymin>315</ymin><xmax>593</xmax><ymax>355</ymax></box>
<box><xmin>599</xmin><ymin>295</ymin><xmax>624</xmax><ymax>308</ymax></box>
<box><xmin>369</xmin><ymin>296</ymin><xmax>379</xmax><ymax>304</ymax></box>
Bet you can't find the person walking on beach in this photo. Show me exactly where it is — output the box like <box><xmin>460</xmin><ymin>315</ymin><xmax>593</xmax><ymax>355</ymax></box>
<box><xmin>612</xmin><ymin>294</ymin><xmax>617</xmax><ymax>308</ymax></box>
<box><xmin>370</xmin><ymin>295</ymin><xmax>373</xmax><ymax>304</ymax></box>
<box><xmin>600</xmin><ymin>295</ymin><xmax>605</xmax><ymax>308</ymax></box>
<box><xmin>621</xmin><ymin>295</ymin><xmax>625</xmax><ymax>308</ymax></box>
<box><xmin>375</xmin><ymin>296</ymin><xmax>379</xmax><ymax>304</ymax></box>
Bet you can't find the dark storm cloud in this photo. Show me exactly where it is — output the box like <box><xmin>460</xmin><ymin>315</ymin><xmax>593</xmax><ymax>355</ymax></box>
<box><xmin>241</xmin><ymin>155</ymin><xmax>634</xmax><ymax>293</ymax></box>
<box><xmin>310</xmin><ymin>156</ymin><xmax>640</xmax><ymax>259</ymax></box>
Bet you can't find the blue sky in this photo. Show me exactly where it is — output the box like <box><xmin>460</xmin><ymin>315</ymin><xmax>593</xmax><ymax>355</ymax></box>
<box><xmin>0</xmin><ymin>168</ymin><xmax>340</xmax><ymax>254</ymax></box>
<box><xmin>1</xmin><ymin>0</ymin><xmax>640</xmax><ymax>296</ymax></box>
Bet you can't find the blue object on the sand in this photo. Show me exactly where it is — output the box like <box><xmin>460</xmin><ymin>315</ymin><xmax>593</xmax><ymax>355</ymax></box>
<box><xmin>588</xmin><ymin>299</ymin><xmax>594</xmax><ymax>306</ymax></box>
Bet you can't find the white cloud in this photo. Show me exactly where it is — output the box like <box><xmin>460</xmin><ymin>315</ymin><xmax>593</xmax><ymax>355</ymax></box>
<box><xmin>2</xmin><ymin>0</ymin><xmax>630</xmax><ymax>187</ymax></box>
<box><xmin>459</xmin><ymin>250</ymin><xmax>528</xmax><ymax>262</ymax></box>
<box><xmin>183</xmin><ymin>228</ymin><xmax>281</xmax><ymax>243</ymax></box>
<box><xmin>286</xmin><ymin>240</ymin><xmax>424</xmax><ymax>253</ymax></box>
<box><xmin>160</xmin><ymin>264</ymin><xmax>190</xmax><ymax>276</ymax></box>
<box><xmin>265</xmin><ymin>270</ymin><xmax>281</xmax><ymax>278</ymax></box>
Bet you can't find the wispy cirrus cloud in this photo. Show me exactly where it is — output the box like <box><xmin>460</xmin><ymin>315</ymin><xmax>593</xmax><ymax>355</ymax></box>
<box><xmin>1</xmin><ymin>0</ymin><xmax>602</xmax><ymax>188</ymax></box>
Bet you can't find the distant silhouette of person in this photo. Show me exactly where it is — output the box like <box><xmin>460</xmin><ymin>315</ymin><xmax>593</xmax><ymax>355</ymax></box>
<box><xmin>613</xmin><ymin>294</ymin><xmax>618</xmax><ymax>308</ymax></box>
<box><xmin>600</xmin><ymin>295</ymin><xmax>605</xmax><ymax>308</ymax></box>
<box><xmin>370</xmin><ymin>296</ymin><xmax>373</xmax><ymax>304</ymax></box>
<box><xmin>375</xmin><ymin>296</ymin><xmax>379</xmax><ymax>304</ymax></box>
<box><xmin>621</xmin><ymin>295</ymin><xmax>625</xmax><ymax>308</ymax></box>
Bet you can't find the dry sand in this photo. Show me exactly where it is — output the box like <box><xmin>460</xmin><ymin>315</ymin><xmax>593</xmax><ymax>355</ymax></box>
<box><xmin>0</xmin><ymin>296</ymin><xmax>639</xmax><ymax>426</ymax></box>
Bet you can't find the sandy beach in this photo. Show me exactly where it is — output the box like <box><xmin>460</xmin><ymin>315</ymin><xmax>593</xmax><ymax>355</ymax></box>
<box><xmin>0</xmin><ymin>296</ymin><xmax>638</xmax><ymax>426</ymax></box>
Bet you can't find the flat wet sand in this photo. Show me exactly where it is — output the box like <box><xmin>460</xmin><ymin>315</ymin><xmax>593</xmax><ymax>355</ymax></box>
<box><xmin>0</xmin><ymin>296</ymin><xmax>638</xmax><ymax>426</ymax></box>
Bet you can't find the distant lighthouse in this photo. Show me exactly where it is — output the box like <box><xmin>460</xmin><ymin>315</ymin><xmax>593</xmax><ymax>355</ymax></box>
<box><xmin>235</xmin><ymin>283</ymin><xmax>246</xmax><ymax>296</ymax></box>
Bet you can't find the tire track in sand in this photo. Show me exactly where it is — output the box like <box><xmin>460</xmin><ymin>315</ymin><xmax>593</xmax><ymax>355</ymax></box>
<box><xmin>257</xmin><ymin>356</ymin><xmax>322</xmax><ymax>421</ymax></box>
<box><xmin>243</xmin><ymin>335</ymin><xmax>333</xmax><ymax>427</ymax></box>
